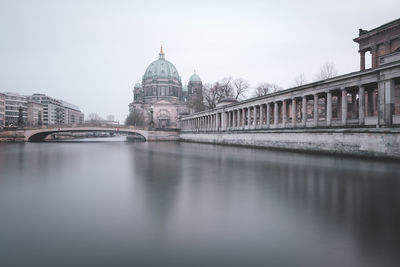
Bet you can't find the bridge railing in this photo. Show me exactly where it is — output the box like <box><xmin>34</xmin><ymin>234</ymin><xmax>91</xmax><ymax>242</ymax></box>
<box><xmin>20</xmin><ymin>123</ymin><xmax>148</xmax><ymax>131</ymax></box>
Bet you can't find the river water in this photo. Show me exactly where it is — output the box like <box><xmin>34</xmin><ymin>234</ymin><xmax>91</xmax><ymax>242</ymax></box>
<box><xmin>0</xmin><ymin>138</ymin><xmax>399</xmax><ymax>267</ymax></box>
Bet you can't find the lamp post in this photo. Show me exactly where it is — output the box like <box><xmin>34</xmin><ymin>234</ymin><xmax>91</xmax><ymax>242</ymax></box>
<box><xmin>17</xmin><ymin>105</ymin><xmax>24</xmax><ymax>129</ymax></box>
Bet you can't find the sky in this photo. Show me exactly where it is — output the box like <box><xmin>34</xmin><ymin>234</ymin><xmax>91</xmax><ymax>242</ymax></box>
<box><xmin>1</xmin><ymin>0</ymin><xmax>399</xmax><ymax>122</ymax></box>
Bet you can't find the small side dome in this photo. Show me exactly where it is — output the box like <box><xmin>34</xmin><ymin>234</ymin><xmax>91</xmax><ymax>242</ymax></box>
<box><xmin>189</xmin><ymin>72</ymin><xmax>201</xmax><ymax>83</ymax></box>
<box><xmin>134</xmin><ymin>81</ymin><xmax>142</xmax><ymax>88</ymax></box>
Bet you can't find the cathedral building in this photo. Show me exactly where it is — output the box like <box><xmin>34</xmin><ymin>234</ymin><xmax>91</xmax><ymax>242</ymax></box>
<box><xmin>128</xmin><ymin>47</ymin><xmax>203</xmax><ymax>128</ymax></box>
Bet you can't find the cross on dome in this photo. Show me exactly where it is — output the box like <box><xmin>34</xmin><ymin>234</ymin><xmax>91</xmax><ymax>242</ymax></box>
<box><xmin>159</xmin><ymin>45</ymin><xmax>165</xmax><ymax>59</ymax></box>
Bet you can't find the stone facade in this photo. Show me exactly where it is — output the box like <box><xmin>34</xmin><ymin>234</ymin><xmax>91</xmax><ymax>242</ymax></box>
<box><xmin>354</xmin><ymin>18</ymin><xmax>400</xmax><ymax>70</ymax></box>
<box><xmin>129</xmin><ymin>47</ymin><xmax>202</xmax><ymax>128</ymax></box>
<box><xmin>179</xmin><ymin>18</ymin><xmax>400</xmax><ymax>158</ymax></box>
<box><xmin>0</xmin><ymin>93</ymin><xmax>5</xmax><ymax>129</ymax></box>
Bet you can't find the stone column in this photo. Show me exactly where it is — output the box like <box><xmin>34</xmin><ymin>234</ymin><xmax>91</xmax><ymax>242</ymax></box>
<box><xmin>314</xmin><ymin>94</ymin><xmax>319</xmax><ymax>126</ymax></box>
<box><xmin>231</xmin><ymin>111</ymin><xmax>234</xmax><ymax>129</ymax></box>
<box><xmin>253</xmin><ymin>106</ymin><xmax>257</xmax><ymax>129</ymax></box>
<box><xmin>221</xmin><ymin>112</ymin><xmax>226</xmax><ymax>130</ymax></box>
<box><xmin>282</xmin><ymin>100</ymin><xmax>287</xmax><ymax>128</ymax></box>
<box><xmin>274</xmin><ymin>102</ymin><xmax>278</xmax><ymax>128</ymax></box>
<box><xmin>359</xmin><ymin>86</ymin><xmax>365</xmax><ymax>125</ymax></box>
<box><xmin>247</xmin><ymin>107</ymin><xmax>251</xmax><ymax>129</ymax></box>
<box><xmin>231</xmin><ymin>111</ymin><xmax>234</xmax><ymax>128</ymax></box>
<box><xmin>236</xmin><ymin>110</ymin><xmax>240</xmax><ymax>128</ymax></box>
<box><xmin>352</xmin><ymin>93</ymin><xmax>358</xmax><ymax>119</ymax></box>
<box><xmin>326</xmin><ymin>91</ymin><xmax>332</xmax><ymax>126</ymax></box>
<box><xmin>371</xmin><ymin>45</ymin><xmax>377</xmax><ymax>68</ymax></box>
<box><xmin>302</xmin><ymin>96</ymin><xmax>307</xmax><ymax>126</ymax></box>
<box><xmin>260</xmin><ymin>104</ymin><xmax>264</xmax><ymax>128</ymax></box>
<box><xmin>378</xmin><ymin>79</ymin><xmax>395</xmax><ymax>126</ymax></box>
<box><xmin>266</xmin><ymin>103</ymin><xmax>270</xmax><ymax>128</ymax></box>
<box><xmin>360</xmin><ymin>50</ymin><xmax>366</xmax><ymax>71</ymax></box>
<box><xmin>242</xmin><ymin>109</ymin><xmax>246</xmax><ymax>129</ymax></box>
<box><xmin>291</xmin><ymin>98</ymin><xmax>296</xmax><ymax>128</ymax></box>
<box><xmin>342</xmin><ymin>88</ymin><xmax>347</xmax><ymax>125</ymax></box>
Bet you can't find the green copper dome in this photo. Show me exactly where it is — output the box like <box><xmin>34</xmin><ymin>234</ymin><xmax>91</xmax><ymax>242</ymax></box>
<box><xmin>143</xmin><ymin>47</ymin><xmax>180</xmax><ymax>81</ymax></box>
<box><xmin>189</xmin><ymin>72</ymin><xmax>201</xmax><ymax>82</ymax></box>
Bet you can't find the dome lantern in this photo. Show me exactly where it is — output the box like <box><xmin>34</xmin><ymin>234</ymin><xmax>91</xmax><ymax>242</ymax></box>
<box><xmin>159</xmin><ymin>45</ymin><xmax>165</xmax><ymax>60</ymax></box>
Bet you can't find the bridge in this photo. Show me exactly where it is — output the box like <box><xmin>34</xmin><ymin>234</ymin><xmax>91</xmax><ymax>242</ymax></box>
<box><xmin>0</xmin><ymin>124</ymin><xmax>179</xmax><ymax>142</ymax></box>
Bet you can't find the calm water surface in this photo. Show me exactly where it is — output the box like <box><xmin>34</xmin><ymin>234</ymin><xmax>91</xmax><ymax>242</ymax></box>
<box><xmin>0</xmin><ymin>138</ymin><xmax>399</xmax><ymax>267</ymax></box>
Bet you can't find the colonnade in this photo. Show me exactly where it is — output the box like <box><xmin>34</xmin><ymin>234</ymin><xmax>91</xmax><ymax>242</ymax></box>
<box><xmin>180</xmin><ymin>78</ymin><xmax>400</xmax><ymax>132</ymax></box>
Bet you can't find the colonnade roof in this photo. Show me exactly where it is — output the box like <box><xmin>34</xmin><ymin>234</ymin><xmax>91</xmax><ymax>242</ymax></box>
<box><xmin>181</xmin><ymin>59</ymin><xmax>400</xmax><ymax>118</ymax></box>
<box><xmin>353</xmin><ymin>18</ymin><xmax>400</xmax><ymax>42</ymax></box>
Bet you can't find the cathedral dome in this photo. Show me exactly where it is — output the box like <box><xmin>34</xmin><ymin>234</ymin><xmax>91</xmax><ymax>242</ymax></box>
<box><xmin>143</xmin><ymin>46</ymin><xmax>180</xmax><ymax>81</ymax></box>
<box><xmin>189</xmin><ymin>72</ymin><xmax>201</xmax><ymax>82</ymax></box>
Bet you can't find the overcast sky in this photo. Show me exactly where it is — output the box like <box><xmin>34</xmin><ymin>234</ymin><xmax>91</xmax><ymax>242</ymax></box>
<box><xmin>1</xmin><ymin>0</ymin><xmax>399</xmax><ymax>122</ymax></box>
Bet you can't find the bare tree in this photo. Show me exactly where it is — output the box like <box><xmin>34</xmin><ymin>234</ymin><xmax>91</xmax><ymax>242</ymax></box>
<box><xmin>253</xmin><ymin>83</ymin><xmax>282</xmax><ymax>97</ymax></box>
<box><xmin>87</xmin><ymin>113</ymin><xmax>103</xmax><ymax>122</ymax></box>
<box><xmin>315</xmin><ymin>61</ymin><xmax>338</xmax><ymax>81</ymax></box>
<box><xmin>125</xmin><ymin>109</ymin><xmax>145</xmax><ymax>126</ymax></box>
<box><xmin>293</xmin><ymin>73</ymin><xmax>307</xmax><ymax>87</ymax></box>
<box><xmin>218</xmin><ymin>77</ymin><xmax>234</xmax><ymax>98</ymax></box>
<box><xmin>202</xmin><ymin>83</ymin><xmax>222</xmax><ymax>109</ymax></box>
<box><xmin>232</xmin><ymin>78</ymin><xmax>250</xmax><ymax>100</ymax></box>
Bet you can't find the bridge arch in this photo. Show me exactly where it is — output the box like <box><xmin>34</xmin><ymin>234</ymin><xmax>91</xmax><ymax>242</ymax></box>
<box><xmin>25</xmin><ymin>127</ymin><xmax>148</xmax><ymax>142</ymax></box>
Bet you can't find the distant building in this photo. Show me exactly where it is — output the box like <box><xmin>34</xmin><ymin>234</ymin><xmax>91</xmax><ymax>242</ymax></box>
<box><xmin>0</xmin><ymin>93</ymin><xmax>5</xmax><ymax>128</ymax></box>
<box><xmin>3</xmin><ymin>92</ymin><xmax>27</xmax><ymax>127</ymax></box>
<box><xmin>27</xmin><ymin>101</ymin><xmax>44</xmax><ymax>126</ymax></box>
<box><xmin>128</xmin><ymin>46</ymin><xmax>203</xmax><ymax>128</ymax></box>
<box><xmin>29</xmin><ymin>94</ymin><xmax>64</xmax><ymax>125</ymax></box>
<box><xmin>61</xmin><ymin>101</ymin><xmax>84</xmax><ymax>124</ymax></box>
<box><xmin>29</xmin><ymin>94</ymin><xmax>84</xmax><ymax>125</ymax></box>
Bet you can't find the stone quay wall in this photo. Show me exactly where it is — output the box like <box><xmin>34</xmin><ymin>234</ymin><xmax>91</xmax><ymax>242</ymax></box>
<box><xmin>180</xmin><ymin>129</ymin><xmax>400</xmax><ymax>159</ymax></box>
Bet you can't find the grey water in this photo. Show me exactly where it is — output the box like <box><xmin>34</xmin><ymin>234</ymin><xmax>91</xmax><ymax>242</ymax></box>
<box><xmin>0</xmin><ymin>138</ymin><xmax>399</xmax><ymax>267</ymax></box>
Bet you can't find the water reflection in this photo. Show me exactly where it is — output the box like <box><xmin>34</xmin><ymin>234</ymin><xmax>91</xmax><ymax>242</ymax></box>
<box><xmin>0</xmin><ymin>141</ymin><xmax>399</xmax><ymax>267</ymax></box>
